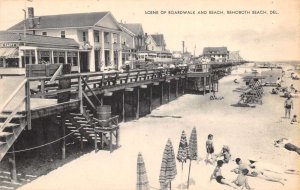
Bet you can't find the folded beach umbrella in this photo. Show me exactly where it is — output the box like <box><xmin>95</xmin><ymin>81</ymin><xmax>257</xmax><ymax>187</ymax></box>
<box><xmin>177</xmin><ymin>130</ymin><xmax>189</xmax><ymax>190</ymax></box>
<box><xmin>177</xmin><ymin>130</ymin><xmax>189</xmax><ymax>164</ymax></box>
<box><xmin>159</xmin><ymin>139</ymin><xmax>177</xmax><ymax>190</ymax></box>
<box><xmin>137</xmin><ymin>152</ymin><xmax>149</xmax><ymax>190</ymax></box>
<box><xmin>187</xmin><ymin>127</ymin><xmax>198</xmax><ymax>189</ymax></box>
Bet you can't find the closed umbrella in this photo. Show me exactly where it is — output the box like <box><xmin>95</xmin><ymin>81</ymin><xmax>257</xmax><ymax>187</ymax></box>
<box><xmin>177</xmin><ymin>130</ymin><xmax>189</xmax><ymax>190</ymax></box>
<box><xmin>159</xmin><ymin>139</ymin><xmax>177</xmax><ymax>190</ymax></box>
<box><xmin>187</xmin><ymin>127</ymin><xmax>198</xmax><ymax>189</ymax></box>
<box><xmin>137</xmin><ymin>152</ymin><xmax>149</xmax><ymax>190</ymax></box>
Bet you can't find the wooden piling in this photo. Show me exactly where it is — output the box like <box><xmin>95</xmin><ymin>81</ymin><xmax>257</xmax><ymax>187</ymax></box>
<box><xmin>161</xmin><ymin>82</ymin><xmax>164</xmax><ymax>105</ymax></box>
<box><xmin>60</xmin><ymin>113</ymin><xmax>66</xmax><ymax>160</ymax></box>
<box><xmin>209</xmin><ymin>75</ymin><xmax>212</xmax><ymax>93</ymax></box>
<box><xmin>136</xmin><ymin>87</ymin><xmax>140</xmax><ymax>119</ymax></box>
<box><xmin>203</xmin><ymin>77</ymin><xmax>206</xmax><ymax>95</ymax></box>
<box><xmin>149</xmin><ymin>85</ymin><xmax>152</xmax><ymax>113</ymax></box>
<box><xmin>122</xmin><ymin>90</ymin><xmax>125</xmax><ymax>122</ymax></box>
<box><xmin>9</xmin><ymin>144</ymin><xmax>17</xmax><ymax>182</ymax></box>
<box><xmin>25</xmin><ymin>80</ymin><xmax>31</xmax><ymax>130</ymax></box>
<box><xmin>168</xmin><ymin>81</ymin><xmax>171</xmax><ymax>102</ymax></box>
<box><xmin>175</xmin><ymin>79</ymin><xmax>179</xmax><ymax>98</ymax></box>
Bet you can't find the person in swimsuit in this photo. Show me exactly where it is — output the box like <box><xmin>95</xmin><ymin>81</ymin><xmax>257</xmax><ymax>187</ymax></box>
<box><xmin>231</xmin><ymin>158</ymin><xmax>248</xmax><ymax>174</ymax></box>
<box><xmin>205</xmin><ymin>134</ymin><xmax>214</xmax><ymax>164</ymax></box>
<box><xmin>232</xmin><ymin>169</ymin><xmax>253</xmax><ymax>190</ymax></box>
<box><xmin>284</xmin><ymin>96</ymin><xmax>293</xmax><ymax>119</ymax></box>
<box><xmin>210</xmin><ymin>160</ymin><xmax>236</xmax><ymax>188</ymax></box>
<box><xmin>215</xmin><ymin>145</ymin><xmax>232</xmax><ymax>164</ymax></box>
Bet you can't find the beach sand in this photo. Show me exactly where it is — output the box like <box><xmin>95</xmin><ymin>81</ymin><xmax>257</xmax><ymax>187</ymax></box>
<box><xmin>18</xmin><ymin>64</ymin><xmax>300</xmax><ymax>190</ymax></box>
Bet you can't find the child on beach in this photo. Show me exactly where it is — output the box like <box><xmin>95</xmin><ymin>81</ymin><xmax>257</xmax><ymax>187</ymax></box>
<box><xmin>232</xmin><ymin>169</ymin><xmax>253</xmax><ymax>190</ymax></box>
<box><xmin>210</xmin><ymin>160</ymin><xmax>237</xmax><ymax>189</ymax></box>
<box><xmin>290</xmin><ymin>115</ymin><xmax>298</xmax><ymax>124</ymax></box>
<box><xmin>215</xmin><ymin>145</ymin><xmax>232</xmax><ymax>164</ymax></box>
<box><xmin>205</xmin><ymin>134</ymin><xmax>214</xmax><ymax>164</ymax></box>
<box><xmin>231</xmin><ymin>158</ymin><xmax>248</xmax><ymax>174</ymax></box>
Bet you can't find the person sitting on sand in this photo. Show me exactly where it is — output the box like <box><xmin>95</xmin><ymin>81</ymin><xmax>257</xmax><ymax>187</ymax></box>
<box><xmin>290</xmin><ymin>115</ymin><xmax>298</xmax><ymax>124</ymax></box>
<box><xmin>231</xmin><ymin>158</ymin><xmax>248</xmax><ymax>174</ymax></box>
<box><xmin>215</xmin><ymin>145</ymin><xmax>232</xmax><ymax>164</ymax></box>
<box><xmin>234</xmin><ymin>79</ymin><xmax>239</xmax><ymax>84</ymax></box>
<box><xmin>210</xmin><ymin>160</ymin><xmax>237</xmax><ymax>189</ymax></box>
<box><xmin>210</xmin><ymin>90</ymin><xmax>224</xmax><ymax>100</ymax></box>
<box><xmin>290</xmin><ymin>84</ymin><xmax>297</xmax><ymax>93</ymax></box>
<box><xmin>205</xmin><ymin>134</ymin><xmax>214</xmax><ymax>164</ymax></box>
<box><xmin>271</xmin><ymin>88</ymin><xmax>278</xmax><ymax>94</ymax></box>
<box><xmin>232</xmin><ymin>169</ymin><xmax>254</xmax><ymax>190</ymax></box>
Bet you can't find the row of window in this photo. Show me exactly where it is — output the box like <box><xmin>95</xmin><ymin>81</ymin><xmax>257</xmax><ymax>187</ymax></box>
<box><xmin>42</xmin><ymin>31</ymin><xmax>65</xmax><ymax>38</ymax></box>
<box><xmin>41</xmin><ymin>30</ymin><xmax>119</xmax><ymax>43</ymax></box>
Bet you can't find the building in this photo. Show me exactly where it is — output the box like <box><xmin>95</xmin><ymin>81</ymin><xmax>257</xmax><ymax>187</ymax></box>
<box><xmin>228</xmin><ymin>51</ymin><xmax>243</xmax><ymax>62</ymax></box>
<box><xmin>203</xmin><ymin>47</ymin><xmax>229</xmax><ymax>63</ymax></box>
<box><xmin>119</xmin><ymin>23</ymin><xmax>146</xmax><ymax>64</ymax></box>
<box><xmin>8</xmin><ymin>7</ymin><xmax>123</xmax><ymax>72</ymax></box>
<box><xmin>0</xmin><ymin>32</ymin><xmax>80</xmax><ymax>72</ymax></box>
<box><xmin>145</xmin><ymin>33</ymin><xmax>166</xmax><ymax>51</ymax></box>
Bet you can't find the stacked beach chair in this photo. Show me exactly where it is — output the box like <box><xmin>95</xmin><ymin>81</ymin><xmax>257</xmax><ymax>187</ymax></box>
<box><xmin>235</xmin><ymin>77</ymin><xmax>264</xmax><ymax>107</ymax></box>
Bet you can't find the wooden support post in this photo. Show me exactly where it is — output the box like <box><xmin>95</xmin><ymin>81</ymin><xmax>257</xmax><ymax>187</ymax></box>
<box><xmin>217</xmin><ymin>82</ymin><xmax>219</xmax><ymax>92</ymax></box>
<box><xmin>122</xmin><ymin>90</ymin><xmax>125</xmax><ymax>122</ymax></box>
<box><xmin>168</xmin><ymin>81</ymin><xmax>171</xmax><ymax>102</ymax></box>
<box><xmin>78</xmin><ymin>76</ymin><xmax>83</xmax><ymax>113</ymax></box>
<box><xmin>40</xmin><ymin>80</ymin><xmax>45</xmax><ymax>98</ymax></box>
<box><xmin>116</xmin><ymin>128</ymin><xmax>119</xmax><ymax>148</ymax></box>
<box><xmin>203</xmin><ymin>77</ymin><xmax>206</xmax><ymax>95</ymax></box>
<box><xmin>175</xmin><ymin>79</ymin><xmax>178</xmax><ymax>98</ymax></box>
<box><xmin>182</xmin><ymin>78</ymin><xmax>185</xmax><ymax>94</ymax></box>
<box><xmin>209</xmin><ymin>76</ymin><xmax>212</xmax><ymax>93</ymax></box>
<box><xmin>61</xmin><ymin>113</ymin><xmax>66</xmax><ymax>160</ymax></box>
<box><xmin>149</xmin><ymin>85</ymin><xmax>152</xmax><ymax>113</ymax></box>
<box><xmin>25</xmin><ymin>80</ymin><xmax>31</xmax><ymax>130</ymax></box>
<box><xmin>110</xmin><ymin>131</ymin><xmax>113</xmax><ymax>153</ymax></box>
<box><xmin>94</xmin><ymin>130</ymin><xmax>98</xmax><ymax>153</ymax></box>
<box><xmin>161</xmin><ymin>82</ymin><xmax>164</xmax><ymax>105</ymax></box>
<box><xmin>136</xmin><ymin>87</ymin><xmax>140</xmax><ymax>119</ymax></box>
<box><xmin>9</xmin><ymin>144</ymin><xmax>17</xmax><ymax>182</ymax></box>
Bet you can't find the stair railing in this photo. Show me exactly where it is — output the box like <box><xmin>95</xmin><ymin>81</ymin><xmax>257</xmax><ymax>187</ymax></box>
<box><xmin>0</xmin><ymin>78</ymin><xmax>30</xmax><ymax>131</ymax></box>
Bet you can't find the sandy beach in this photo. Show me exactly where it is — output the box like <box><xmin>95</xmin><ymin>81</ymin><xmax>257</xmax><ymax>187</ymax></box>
<box><xmin>17</xmin><ymin>64</ymin><xmax>300</xmax><ymax>190</ymax></box>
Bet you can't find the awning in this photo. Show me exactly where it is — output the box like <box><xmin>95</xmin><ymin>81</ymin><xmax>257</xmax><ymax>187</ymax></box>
<box><xmin>0</xmin><ymin>48</ymin><xmax>19</xmax><ymax>58</ymax></box>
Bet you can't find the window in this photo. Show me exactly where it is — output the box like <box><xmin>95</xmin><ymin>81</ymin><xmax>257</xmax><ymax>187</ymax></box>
<box><xmin>82</xmin><ymin>31</ymin><xmax>87</xmax><ymax>42</ymax></box>
<box><xmin>94</xmin><ymin>31</ymin><xmax>100</xmax><ymax>42</ymax></box>
<box><xmin>113</xmin><ymin>34</ymin><xmax>118</xmax><ymax>43</ymax></box>
<box><xmin>61</xmin><ymin>31</ymin><xmax>65</xmax><ymax>38</ymax></box>
<box><xmin>42</xmin><ymin>31</ymin><xmax>47</xmax><ymax>36</ymax></box>
<box><xmin>104</xmin><ymin>32</ymin><xmax>110</xmax><ymax>43</ymax></box>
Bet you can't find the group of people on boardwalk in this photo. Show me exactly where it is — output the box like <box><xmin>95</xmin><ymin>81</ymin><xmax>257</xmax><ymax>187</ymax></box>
<box><xmin>205</xmin><ymin>134</ymin><xmax>288</xmax><ymax>189</ymax></box>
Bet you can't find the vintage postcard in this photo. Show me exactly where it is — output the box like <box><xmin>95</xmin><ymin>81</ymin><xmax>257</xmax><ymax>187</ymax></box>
<box><xmin>0</xmin><ymin>0</ymin><xmax>299</xmax><ymax>190</ymax></box>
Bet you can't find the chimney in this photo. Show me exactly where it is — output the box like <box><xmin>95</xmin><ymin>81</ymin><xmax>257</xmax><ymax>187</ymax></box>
<box><xmin>28</xmin><ymin>7</ymin><xmax>34</xmax><ymax>29</ymax></box>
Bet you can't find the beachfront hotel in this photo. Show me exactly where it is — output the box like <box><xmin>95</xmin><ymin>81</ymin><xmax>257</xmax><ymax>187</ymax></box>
<box><xmin>1</xmin><ymin>8</ymin><xmax>124</xmax><ymax>72</ymax></box>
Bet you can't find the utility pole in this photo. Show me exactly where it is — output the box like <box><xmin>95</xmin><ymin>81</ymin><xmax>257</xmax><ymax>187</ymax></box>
<box><xmin>22</xmin><ymin>9</ymin><xmax>26</xmax><ymax>66</ymax></box>
<box><xmin>182</xmin><ymin>41</ymin><xmax>185</xmax><ymax>54</ymax></box>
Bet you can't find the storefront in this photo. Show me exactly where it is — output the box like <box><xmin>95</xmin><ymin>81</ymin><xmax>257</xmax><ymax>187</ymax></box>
<box><xmin>0</xmin><ymin>32</ymin><xmax>84</xmax><ymax>72</ymax></box>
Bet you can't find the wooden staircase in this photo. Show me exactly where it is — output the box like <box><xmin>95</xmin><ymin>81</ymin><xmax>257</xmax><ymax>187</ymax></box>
<box><xmin>0</xmin><ymin>114</ymin><xmax>26</xmax><ymax>161</ymax></box>
<box><xmin>58</xmin><ymin>108</ymin><xmax>110</xmax><ymax>147</ymax></box>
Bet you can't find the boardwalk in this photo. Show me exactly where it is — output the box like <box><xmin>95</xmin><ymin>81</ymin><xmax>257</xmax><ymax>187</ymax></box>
<box><xmin>17</xmin><ymin>64</ymin><xmax>300</xmax><ymax>190</ymax></box>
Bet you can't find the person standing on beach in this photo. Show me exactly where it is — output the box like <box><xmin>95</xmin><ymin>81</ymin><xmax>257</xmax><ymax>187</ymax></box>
<box><xmin>284</xmin><ymin>96</ymin><xmax>293</xmax><ymax>119</ymax></box>
<box><xmin>205</xmin><ymin>134</ymin><xmax>214</xmax><ymax>164</ymax></box>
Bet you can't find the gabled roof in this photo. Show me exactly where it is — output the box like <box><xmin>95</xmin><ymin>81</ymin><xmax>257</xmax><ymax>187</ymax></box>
<box><xmin>120</xmin><ymin>23</ymin><xmax>144</xmax><ymax>36</ymax></box>
<box><xmin>203</xmin><ymin>47</ymin><xmax>228</xmax><ymax>54</ymax></box>
<box><xmin>0</xmin><ymin>32</ymin><xmax>79</xmax><ymax>47</ymax></box>
<box><xmin>150</xmin><ymin>34</ymin><xmax>166</xmax><ymax>46</ymax></box>
<box><xmin>8</xmin><ymin>12</ymin><xmax>109</xmax><ymax>30</ymax></box>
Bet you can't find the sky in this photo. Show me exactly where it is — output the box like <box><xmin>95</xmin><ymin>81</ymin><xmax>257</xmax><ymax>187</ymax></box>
<box><xmin>0</xmin><ymin>0</ymin><xmax>299</xmax><ymax>61</ymax></box>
